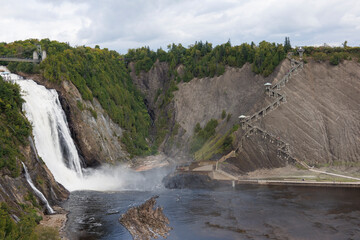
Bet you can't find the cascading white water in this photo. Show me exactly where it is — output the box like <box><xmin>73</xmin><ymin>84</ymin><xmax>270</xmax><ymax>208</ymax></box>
<box><xmin>16</xmin><ymin>77</ymin><xmax>83</xmax><ymax>190</ymax></box>
<box><xmin>11</xmin><ymin>72</ymin><xmax>168</xmax><ymax>192</ymax></box>
<box><xmin>21</xmin><ymin>162</ymin><xmax>55</xmax><ymax>214</ymax></box>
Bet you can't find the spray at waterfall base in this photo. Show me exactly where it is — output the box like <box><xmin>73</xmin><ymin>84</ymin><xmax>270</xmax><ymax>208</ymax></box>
<box><xmin>16</xmin><ymin>74</ymin><xmax>169</xmax><ymax>192</ymax></box>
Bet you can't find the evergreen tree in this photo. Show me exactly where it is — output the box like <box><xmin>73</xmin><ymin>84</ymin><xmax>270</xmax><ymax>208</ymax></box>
<box><xmin>284</xmin><ymin>37</ymin><xmax>291</xmax><ymax>52</ymax></box>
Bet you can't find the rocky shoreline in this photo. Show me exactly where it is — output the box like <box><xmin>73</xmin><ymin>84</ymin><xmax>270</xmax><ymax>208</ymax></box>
<box><xmin>39</xmin><ymin>206</ymin><xmax>69</xmax><ymax>240</ymax></box>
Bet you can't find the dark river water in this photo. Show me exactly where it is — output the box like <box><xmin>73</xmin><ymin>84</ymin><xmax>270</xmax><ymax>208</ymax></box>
<box><xmin>63</xmin><ymin>184</ymin><xmax>360</xmax><ymax>240</ymax></box>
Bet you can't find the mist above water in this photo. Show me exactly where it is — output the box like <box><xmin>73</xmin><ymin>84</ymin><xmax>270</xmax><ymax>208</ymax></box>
<box><xmin>15</xmin><ymin>75</ymin><xmax>168</xmax><ymax>192</ymax></box>
<box><xmin>78</xmin><ymin>165</ymin><xmax>169</xmax><ymax>192</ymax></box>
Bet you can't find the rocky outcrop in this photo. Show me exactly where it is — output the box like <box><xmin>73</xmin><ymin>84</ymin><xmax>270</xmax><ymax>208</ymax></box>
<box><xmin>19</xmin><ymin>73</ymin><xmax>128</xmax><ymax>166</ymax></box>
<box><xmin>129</xmin><ymin>60</ymin><xmax>179</xmax><ymax>154</ymax></box>
<box><xmin>129</xmin><ymin>60</ymin><xmax>170</xmax><ymax>119</ymax></box>
<box><xmin>59</xmin><ymin>80</ymin><xmax>127</xmax><ymax>165</ymax></box>
<box><xmin>119</xmin><ymin>196</ymin><xmax>171</xmax><ymax>240</ymax></box>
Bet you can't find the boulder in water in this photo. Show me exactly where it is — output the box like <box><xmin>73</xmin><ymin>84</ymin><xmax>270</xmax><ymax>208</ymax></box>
<box><xmin>119</xmin><ymin>196</ymin><xmax>171</xmax><ymax>240</ymax></box>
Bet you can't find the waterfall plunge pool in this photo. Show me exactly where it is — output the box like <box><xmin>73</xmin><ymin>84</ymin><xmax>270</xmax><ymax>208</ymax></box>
<box><xmin>63</xmin><ymin>185</ymin><xmax>360</xmax><ymax>240</ymax></box>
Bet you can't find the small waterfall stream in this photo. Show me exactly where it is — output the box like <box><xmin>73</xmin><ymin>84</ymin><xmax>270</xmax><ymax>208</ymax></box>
<box><xmin>21</xmin><ymin>162</ymin><xmax>55</xmax><ymax>214</ymax></box>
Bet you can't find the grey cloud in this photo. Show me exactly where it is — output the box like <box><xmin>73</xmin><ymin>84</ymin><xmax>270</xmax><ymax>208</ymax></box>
<box><xmin>1</xmin><ymin>0</ymin><xmax>360</xmax><ymax>53</ymax></box>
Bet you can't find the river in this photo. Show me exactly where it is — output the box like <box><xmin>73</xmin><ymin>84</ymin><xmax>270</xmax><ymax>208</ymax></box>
<box><xmin>64</xmin><ymin>184</ymin><xmax>360</xmax><ymax>240</ymax></box>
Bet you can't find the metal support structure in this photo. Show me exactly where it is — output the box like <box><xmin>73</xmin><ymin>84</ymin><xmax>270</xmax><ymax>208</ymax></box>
<box><xmin>298</xmin><ymin>47</ymin><xmax>304</xmax><ymax>60</ymax></box>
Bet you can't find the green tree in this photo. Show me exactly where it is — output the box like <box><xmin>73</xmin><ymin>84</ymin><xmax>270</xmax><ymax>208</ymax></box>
<box><xmin>313</xmin><ymin>52</ymin><xmax>327</xmax><ymax>62</ymax></box>
<box><xmin>221</xmin><ymin>110</ymin><xmax>226</xmax><ymax>119</ymax></box>
<box><xmin>190</xmin><ymin>119</ymin><xmax>218</xmax><ymax>153</ymax></box>
<box><xmin>342</xmin><ymin>40</ymin><xmax>348</xmax><ymax>48</ymax></box>
<box><xmin>284</xmin><ymin>37</ymin><xmax>291</xmax><ymax>53</ymax></box>
<box><xmin>0</xmin><ymin>76</ymin><xmax>31</xmax><ymax>176</ymax></box>
<box><xmin>330</xmin><ymin>53</ymin><xmax>341</xmax><ymax>65</ymax></box>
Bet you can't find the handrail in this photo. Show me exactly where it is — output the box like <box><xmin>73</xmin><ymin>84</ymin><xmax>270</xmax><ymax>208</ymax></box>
<box><xmin>234</xmin><ymin>57</ymin><xmax>304</xmax><ymax>169</ymax></box>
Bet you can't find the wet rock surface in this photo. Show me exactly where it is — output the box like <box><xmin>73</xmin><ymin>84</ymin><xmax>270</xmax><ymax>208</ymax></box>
<box><xmin>119</xmin><ymin>196</ymin><xmax>171</xmax><ymax>240</ymax></box>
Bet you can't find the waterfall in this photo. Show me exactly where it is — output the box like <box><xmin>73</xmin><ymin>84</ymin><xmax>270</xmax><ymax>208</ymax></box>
<box><xmin>28</xmin><ymin>136</ymin><xmax>41</xmax><ymax>163</ymax></box>
<box><xmin>21</xmin><ymin>162</ymin><xmax>55</xmax><ymax>214</ymax></box>
<box><xmin>11</xmin><ymin>72</ymin><xmax>169</xmax><ymax>192</ymax></box>
<box><xmin>16</xmin><ymin>77</ymin><xmax>83</xmax><ymax>190</ymax></box>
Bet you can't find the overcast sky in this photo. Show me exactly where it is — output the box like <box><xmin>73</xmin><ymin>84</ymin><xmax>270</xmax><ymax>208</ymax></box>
<box><xmin>1</xmin><ymin>0</ymin><xmax>359</xmax><ymax>53</ymax></box>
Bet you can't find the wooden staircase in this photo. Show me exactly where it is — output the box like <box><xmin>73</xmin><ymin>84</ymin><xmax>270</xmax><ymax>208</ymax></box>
<box><xmin>236</xmin><ymin>57</ymin><xmax>303</xmax><ymax>165</ymax></box>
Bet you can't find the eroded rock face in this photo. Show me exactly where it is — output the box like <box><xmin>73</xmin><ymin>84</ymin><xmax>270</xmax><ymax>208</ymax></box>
<box><xmin>259</xmin><ymin>60</ymin><xmax>360</xmax><ymax>165</ymax></box>
<box><xmin>119</xmin><ymin>196</ymin><xmax>171</xmax><ymax>240</ymax></box>
<box><xmin>229</xmin><ymin>131</ymin><xmax>286</xmax><ymax>172</ymax></box>
<box><xmin>173</xmin><ymin>63</ymin><xmax>267</xmax><ymax>142</ymax></box>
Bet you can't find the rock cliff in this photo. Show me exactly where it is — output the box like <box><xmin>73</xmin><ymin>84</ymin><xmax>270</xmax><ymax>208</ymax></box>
<box><xmin>20</xmin><ymin>73</ymin><xmax>128</xmax><ymax>166</ymax></box>
<box><xmin>258</xmin><ymin>60</ymin><xmax>360</xmax><ymax>166</ymax></box>
<box><xmin>132</xmin><ymin>58</ymin><xmax>360</xmax><ymax>172</ymax></box>
<box><xmin>129</xmin><ymin>60</ymin><xmax>182</xmax><ymax>157</ymax></box>
<box><xmin>129</xmin><ymin>60</ymin><xmax>170</xmax><ymax>120</ymax></box>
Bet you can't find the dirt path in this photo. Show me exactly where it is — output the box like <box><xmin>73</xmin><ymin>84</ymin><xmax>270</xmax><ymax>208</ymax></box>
<box><xmin>309</xmin><ymin>168</ymin><xmax>360</xmax><ymax>181</ymax></box>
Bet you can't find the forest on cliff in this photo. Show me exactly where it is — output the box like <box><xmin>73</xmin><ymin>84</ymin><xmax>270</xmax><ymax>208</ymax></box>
<box><xmin>0</xmin><ymin>76</ymin><xmax>59</xmax><ymax>239</ymax></box>
<box><xmin>0</xmin><ymin>76</ymin><xmax>31</xmax><ymax>177</ymax></box>
<box><xmin>1</xmin><ymin>39</ymin><xmax>359</xmax><ymax>157</ymax></box>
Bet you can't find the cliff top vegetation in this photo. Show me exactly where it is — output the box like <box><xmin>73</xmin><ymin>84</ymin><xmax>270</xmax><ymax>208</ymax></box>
<box><xmin>1</xmin><ymin>38</ymin><xmax>360</xmax><ymax>156</ymax></box>
<box><xmin>0</xmin><ymin>39</ymin><xmax>152</xmax><ymax>157</ymax></box>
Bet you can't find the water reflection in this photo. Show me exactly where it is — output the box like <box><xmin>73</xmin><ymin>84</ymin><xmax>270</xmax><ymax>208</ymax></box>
<box><xmin>64</xmin><ymin>185</ymin><xmax>360</xmax><ymax>240</ymax></box>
